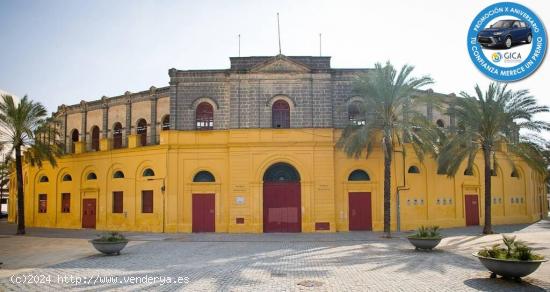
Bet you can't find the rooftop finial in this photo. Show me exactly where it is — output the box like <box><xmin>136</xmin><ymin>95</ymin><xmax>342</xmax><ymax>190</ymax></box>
<box><xmin>277</xmin><ymin>12</ymin><xmax>282</xmax><ymax>55</ymax></box>
<box><xmin>238</xmin><ymin>34</ymin><xmax>241</xmax><ymax>57</ymax></box>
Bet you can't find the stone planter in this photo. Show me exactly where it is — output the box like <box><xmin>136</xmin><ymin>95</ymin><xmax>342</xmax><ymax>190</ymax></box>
<box><xmin>90</xmin><ymin>240</ymin><xmax>128</xmax><ymax>255</ymax></box>
<box><xmin>473</xmin><ymin>253</ymin><xmax>547</xmax><ymax>281</ymax></box>
<box><xmin>407</xmin><ymin>237</ymin><xmax>442</xmax><ymax>250</ymax></box>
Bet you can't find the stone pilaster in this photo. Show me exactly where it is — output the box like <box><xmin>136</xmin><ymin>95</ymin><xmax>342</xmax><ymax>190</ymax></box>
<box><xmin>426</xmin><ymin>89</ymin><xmax>434</xmax><ymax>122</ymax></box>
<box><xmin>125</xmin><ymin>91</ymin><xmax>132</xmax><ymax>138</ymax></box>
<box><xmin>168</xmin><ymin>68</ymin><xmax>178</xmax><ymax>130</ymax></box>
<box><xmin>57</xmin><ymin>104</ymin><xmax>68</xmax><ymax>153</ymax></box>
<box><xmin>101</xmin><ymin>96</ymin><xmax>109</xmax><ymax>138</ymax></box>
<box><xmin>150</xmin><ymin>86</ymin><xmax>158</xmax><ymax>144</ymax></box>
<box><xmin>80</xmin><ymin>100</ymin><xmax>87</xmax><ymax>146</ymax></box>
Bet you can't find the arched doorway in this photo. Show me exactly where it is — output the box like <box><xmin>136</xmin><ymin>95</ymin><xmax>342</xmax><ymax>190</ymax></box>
<box><xmin>137</xmin><ymin>119</ymin><xmax>147</xmax><ymax>146</ymax></box>
<box><xmin>113</xmin><ymin>122</ymin><xmax>123</xmax><ymax>149</ymax></box>
<box><xmin>263</xmin><ymin>162</ymin><xmax>301</xmax><ymax>232</ymax></box>
<box><xmin>71</xmin><ymin>129</ymin><xmax>79</xmax><ymax>153</ymax></box>
<box><xmin>272</xmin><ymin>100</ymin><xmax>290</xmax><ymax>128</ymax></box>
<box><xmin>91</xmin><ymin>126</ymin><xmax>100</xmax><ymax>151</ymax></box>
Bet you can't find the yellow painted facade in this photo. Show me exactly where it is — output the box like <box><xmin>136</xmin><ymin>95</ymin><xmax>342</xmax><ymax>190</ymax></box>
<box><xmin>8</xmin><ymin>128</ymin><xmax>548</xmax><ymax>233</ymax></box>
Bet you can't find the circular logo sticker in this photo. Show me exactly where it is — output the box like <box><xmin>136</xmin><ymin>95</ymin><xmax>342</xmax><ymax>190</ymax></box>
<box><xmin>467</xmin><ymin>2</ymin><xmax>547</xmax><ymax>81</ymax></box>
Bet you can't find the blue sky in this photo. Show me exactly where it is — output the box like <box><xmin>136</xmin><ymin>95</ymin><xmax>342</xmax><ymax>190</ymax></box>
<box><xmin>1</xmin><ymin>0</ymin><xmax>549</xmax><ymax>128</ymax></box>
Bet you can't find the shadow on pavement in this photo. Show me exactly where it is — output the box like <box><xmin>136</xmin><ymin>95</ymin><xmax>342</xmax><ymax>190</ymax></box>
<box><xmin>464</xmin><ymin>277</ymin><xmax>548</xmax><ymax>292</ymax></box>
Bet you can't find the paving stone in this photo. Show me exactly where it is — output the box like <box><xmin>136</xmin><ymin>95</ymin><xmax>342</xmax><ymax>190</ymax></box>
<box><xmin>0</xmin><ymin>220</ymin><xmax>549</xmax><ymax>291</ymax></box>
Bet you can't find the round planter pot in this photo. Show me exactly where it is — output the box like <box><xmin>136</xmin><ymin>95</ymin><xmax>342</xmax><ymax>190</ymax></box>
<box><xmin>407</xmin><ymin>237</ymin><xmax>442</xmax><ymax>250</ymax></box>
<box><xmin>473</xmin><ymin>253</ymin><xmax>547</xmax><ymax>280</ymax></box>
<box><xmin>90</xmin><ymin>240</ymin><xmax>128</xmax><ymax>255</ymax></box>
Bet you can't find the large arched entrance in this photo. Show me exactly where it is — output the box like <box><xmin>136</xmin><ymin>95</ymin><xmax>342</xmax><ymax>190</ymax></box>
<box><xmin>263</xmin><ymin>162</ymin><xmax>301</xmax><ymax>232</ymax></box>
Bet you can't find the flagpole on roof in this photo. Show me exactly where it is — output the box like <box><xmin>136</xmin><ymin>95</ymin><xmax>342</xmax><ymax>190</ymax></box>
<box><xmin>277</xmin><ymin>13</ymin><xmax>282</xmax><ymax>55</ymax></box>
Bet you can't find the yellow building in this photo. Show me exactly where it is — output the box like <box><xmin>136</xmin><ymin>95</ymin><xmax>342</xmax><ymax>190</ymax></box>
<box><xmin>8</xmin><ymin>55</ymin><xmax>548</xmax><ymax>233</ymax></box>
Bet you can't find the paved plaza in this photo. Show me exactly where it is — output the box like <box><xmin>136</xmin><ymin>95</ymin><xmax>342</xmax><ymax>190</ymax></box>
<box><xmin>1</xmin><ymin>220</ymin><xmax>549</xmax><ymax>291</ymax></box>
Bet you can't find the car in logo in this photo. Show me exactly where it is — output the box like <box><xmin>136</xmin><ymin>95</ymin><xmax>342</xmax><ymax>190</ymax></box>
<box><xmin>477</xmin><ymin>20</ymin><xmax>532</xmax><ymax>49</ymax></box>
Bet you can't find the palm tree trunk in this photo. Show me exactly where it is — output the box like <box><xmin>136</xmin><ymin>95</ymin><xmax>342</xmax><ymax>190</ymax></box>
<box><xmin>482</xmin><ymin>147</ymin><xmax>493</xmax><ymax>234</ymax></box>
<box><xmin>383</xmin><ymin>140</ymin><xmax>392</xmax><ymax>237</ymax></box>
<box><xmin>15</xmin><ymin>145</ymin><xmax>25</xmax><ymax>235</ymax></box>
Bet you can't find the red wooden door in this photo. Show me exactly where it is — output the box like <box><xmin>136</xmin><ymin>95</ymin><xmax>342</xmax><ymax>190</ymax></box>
<box><xmin>192</xmin><ymin>194</ymin><xmax>215</xmax><ymax>232</ymax></box>
<box><xmin>263</xmin><ymin>182</ymin><xmax>301</xmax><ymax>232</ymax></box>
<box><xmin>82</xmin><ymin>199</ymin><xmax>96</xmax><ymax>229</ymax></box>
<box><xmin>465</xmin><ymin>195</ymin><xmax>480</xmax><ymax>226</ymax></box>
<box><xmin>349</xmin><ymin>192</ymin><xmax>372</xmax><ymax>231</ymax></box>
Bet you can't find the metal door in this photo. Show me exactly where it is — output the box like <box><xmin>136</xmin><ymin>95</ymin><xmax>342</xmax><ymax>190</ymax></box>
<box><xmin>465</xmin><ymin>195</ymin><xmax>480</xmax><ymax>226</ymax></box>
<box><xmin>263</xmin><ymin>182</ymin><xmax>301</xmax><ymax>232</ymax></box>
<box><xmin>349</xmin><ymin>192</ymin><xmax>372</xmax><ymax>231</ymax></box>
<box><xmin>82</xmin><ymin>199</ymin><xmax>96</xmax><ymax>229</ymax></box>
<box><xmin>192</xmin><ymin>194</ymin><xmax>215</xmax><ymax>232</ymax></box>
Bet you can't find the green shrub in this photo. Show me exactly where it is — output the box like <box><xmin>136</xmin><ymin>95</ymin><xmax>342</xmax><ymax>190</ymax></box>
<box><xmin>409</xmin><ymin>226</ymin><xmax>442</xmax><ymax>239</ymax></box>
<box><xmin>478</xmin><ymin>235</ymin><xmax>544</xmax><ymax>261</ymax></box>
<box><xmin>94</xmin><ymin>232</ymin><xmax>127</xmax><ymax>242</ymax></box>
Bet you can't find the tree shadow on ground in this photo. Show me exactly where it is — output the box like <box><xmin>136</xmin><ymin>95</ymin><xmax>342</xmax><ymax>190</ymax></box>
<box><xmin>464</xmin><ymin>277</ymin><xmax>549</xmax><ymax>292</ymax></box>
<box><xmin>4</xmin><ymin>238</ymin><xmax>550</xmax><ymax>291</ymax></box>
<box><xmin>2</xmin><ymin>219</ymin><xmax>550</xmax><ymax>290</ymax></box>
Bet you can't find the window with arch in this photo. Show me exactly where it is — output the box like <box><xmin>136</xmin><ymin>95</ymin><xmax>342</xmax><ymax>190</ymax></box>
<box><xmin>143</xmin><ymin>168</ymin><xmax>155</xmax><ymax>177</ymax></box>
<box><xmin>87</xmin><ymin>172</ymin><xmax>97</xmax><ymax>180</ymax></box>
<box><xmin>39</xmin><ymin>176</ymin><xmax>49</xmax><ymax>183</ymax></box>
<box><xmin>113</xmin><ymin>171</ymin><xmax>125</xmax><ymax>179</ymax></box>
<box><xmin>511</xmin><ymin>170</ymin><xmax>519</xmax><ymax>178</ymax></box>
<box><xmin>71</xmin><ymin>129</ymin><xmax>79</xmax><ymax>153</ymax></box>
<box><xmin>348</xmin><ymin>169</ymin><xmax>370</xmax><ymax>181</ymax></box>
<box><xmin>161</xmin><ymin>115</ymin><xmax>170</xmax><ymax>131</ymax></box>
<box><xmin>196</xmin><ymin>102</ymin><xmax>214</xmax><ymax>130</ymax></box>
<box><xmin>348</xmin><ymin>102</ymin><xmax>366</xmax><ymax>125</ymax></box>
<box><xmin>263</xmin><ymin>163</ymin><xmax>300</xmax><ymax>182</ymax></box>
<box><xmin>272</xmin><ymin>100</ymin><xmax>290</xmax><ymax>128</ymax></box>
<box><xmin>464</xmin><ymin>168</ymin><xmax>473</xmax><ymax>176</ymax></box>
<box><xmin>436</xmin><ymin>119</ymin><xmax>445</xmax><ymax>128</ymax></box>
<box><xmin>113</xmin><ymin>122</ymin><xmax>123</xmax><ymax>149</ymax></box>
<box><xmin>90</xmin><ymin>126</ymin><xmax>100</xmax><ymax>151</ymax></box>
<box><xmin>62</xmin><ymin>174</ymin><xmax>72</xmax><ymax>181</ymax></box>
<box><xmin>137</xmin><ymin>119</ymin><xmax>147</xmax><ymax>146</ymax></box>
<box><xmin>193</xmin><ymin>171</ymin><xmax>215</xmax><ymax>182</ymax></box>
<box><xmin>408</xmin><ymin>166</ymin><xmax>420</xmax><ymax>174</ymax></box>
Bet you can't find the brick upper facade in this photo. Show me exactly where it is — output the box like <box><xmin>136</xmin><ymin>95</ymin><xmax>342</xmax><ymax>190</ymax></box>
<box><xmin>56</xmin><ymin>55</ymin><xmax>451</xmax><ymax>152</ymax></box>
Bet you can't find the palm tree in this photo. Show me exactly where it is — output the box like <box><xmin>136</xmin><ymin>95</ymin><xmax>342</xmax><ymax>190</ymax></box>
<box><xmin>437</xmin><ymin>83</ymin><xmax>549</xmax><ymax>234</ymax></box>
<box><xmin>0</xmin><ymin>94</ymin><xmax>61</xmax><ymax>235</ymax></box>
<box><xmin>337</xmin><ymin>62</ymin><xmax>435</xmax><ymax>237</ymax></box>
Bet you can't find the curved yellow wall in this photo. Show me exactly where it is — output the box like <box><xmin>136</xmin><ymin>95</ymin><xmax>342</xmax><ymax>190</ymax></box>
<box><xmin>8</xmin><ymin>129</ymin><xmax>548</xmax><ymax>233</ymax></box>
